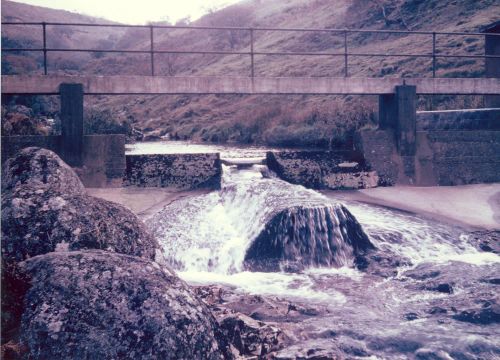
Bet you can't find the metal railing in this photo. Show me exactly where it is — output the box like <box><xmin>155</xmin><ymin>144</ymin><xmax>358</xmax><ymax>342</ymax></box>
<box><xmin>2</xmin><ymin>21</ymin><xmax>500</xmax><ymax>77</ymax></box>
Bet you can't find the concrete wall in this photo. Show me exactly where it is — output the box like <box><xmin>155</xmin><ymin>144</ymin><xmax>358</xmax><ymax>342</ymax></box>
<box><xmin>417</xmin><ymin>109</ymin><xmax>500</xmax><ymax>131</ymax></box>
<box><xmin>79</xmin><ymin>135</ymin><xmax>126</xmax><ymax>187</ymax></box>
<box><xmin>1</xmin><ymin>135</ymin><xmax>126</xmax><ymax>188</ymax></box>
<box><xmin>266</xmin><ymin>151</ymin><xmax>378</xmax><ymax>190</ymax></box>
<box><xmin>355</xmin><ymin>129</ymin><xmax>500</xmax><ymax>186</ymax></box>
<box><xmin>124</xmin><ymin>153</ymin><xmax>221</xmax><ymax>190</ymax></box>
<box><xmin>3</xmin><ymin>75</ymin><xmax>500</xmax><ymax>95</ymax></box>
<box><xmin>415</xmin><ymin>131</ymin><xmax>500</xmax><ymax>186</ymax></box>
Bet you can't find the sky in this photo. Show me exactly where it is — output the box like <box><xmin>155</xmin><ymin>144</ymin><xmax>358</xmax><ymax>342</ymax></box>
<box><xmin>11</xmin><ymin>0</ymin><xmax>242</xmax><ymax>24</ymax></box>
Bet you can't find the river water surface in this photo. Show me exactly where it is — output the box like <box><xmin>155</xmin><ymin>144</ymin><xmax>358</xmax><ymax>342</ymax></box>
<box><xmin>130</xmin><ymin>141</ymin><xmax>500</xmax><ymax>359</ymax></box>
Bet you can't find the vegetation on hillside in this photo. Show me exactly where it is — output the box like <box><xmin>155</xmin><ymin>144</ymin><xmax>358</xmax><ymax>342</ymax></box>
<box><xmin>2</xmin><ymin>0</ymin><xmax>499</xmax><ymax>147</ymax></box>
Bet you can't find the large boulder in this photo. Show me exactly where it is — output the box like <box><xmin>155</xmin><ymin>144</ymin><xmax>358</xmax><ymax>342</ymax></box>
<box><xmin>19</xmin><ymin>251</ymin><xmax>232</xmax><ymax>359</ymax></box>
<box><xmin>1</xmin><ymin>186</ymin><xmax>159</xmax><ymax>264</ymax></box>
<box><xmin>1</xmin><ymin>148</ymin><xmax>161</xmax><ymax>346</ymax></box>
<box><xmin>244</xmin><ymin>204</ymin><xmax>375</xmax><ymax>272</ymax></box>
<box><xmin>1</xmin><ymin>147</ymin><xmax>85</xmax><ymax>195</ymax></box>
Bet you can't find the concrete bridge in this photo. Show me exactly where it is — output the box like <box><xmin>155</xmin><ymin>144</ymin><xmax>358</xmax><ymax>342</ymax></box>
<box><xmin>3</xmin><ymin>75</ymin><xmax>500</xmax><ymax>95</ymax></box>
<box><xmin>2</xmin><ymin>22</ymin><xmax>500</xmax><ymax>188</ymax></box>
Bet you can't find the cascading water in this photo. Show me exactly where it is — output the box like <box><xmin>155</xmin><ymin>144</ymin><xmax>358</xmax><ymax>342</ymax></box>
<box><xmin>148</xmin><ymin>163</ymin><xmax>372</xmax><ymax>275</ymax></box>
<box><xmin>137</xmin><ymin>142</ymin><xmax>500</xmax><ymax>359</ymax></box>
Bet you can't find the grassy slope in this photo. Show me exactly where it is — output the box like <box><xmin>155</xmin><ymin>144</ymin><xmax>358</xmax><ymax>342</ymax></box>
<box><xmin>2</xmin><ymin>0</ymin><xmax>125</xmax><ymax>74</ymax></box>
<box><xmin>2</xmin><ymin>0</ymin><xmax>500</xmax><ymax>146</ymax></box>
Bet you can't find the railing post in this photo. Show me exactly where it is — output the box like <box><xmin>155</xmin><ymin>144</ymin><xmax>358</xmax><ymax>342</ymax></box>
<box><xmin>344</xmin><ymin>30</ymin><xmax>348</xmax><ymax>77</ymax></box>
<box><xmin>432</xmin><ymin>32</ymin><xmax>436</xmax><ymax>78</ymax></box>
<box><xmin>250</xmin><ymin>28</ymin><xmax>254</xmax><ymax>78</ymax></box>
<box><xmin>149</xmin><ymin>25</ymin><xmax>155</xmax><ymax>76</ymax></box>
<box><xmin>42</xmin><ymin>22</ymin><xmax>47</xmax><ymax>75</ymax></box>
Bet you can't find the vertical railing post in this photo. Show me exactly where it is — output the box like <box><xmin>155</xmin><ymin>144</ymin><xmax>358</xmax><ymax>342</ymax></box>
<box><xmin>250</xmin><ymin>28</ymin><xmax>254</xmax><ymax>78</ymax></box>
<box><xmin>42</xmin><ymin>22</ymin><xmax>47</xmax><ymax>75</ymax></box>
<box><xmin>344</xmin><ymin>30</ymin><xmax>348</xmax><ymax>77</ymax></box>
<box><xmin>432</xmin><ymin>32</ymin><xmax>436</xmax><ymax>78</ymax></box>
<box><xmin>150</xmin><ymin>25</ymin><xmax>155</xmax><ymax>76</ymax></box>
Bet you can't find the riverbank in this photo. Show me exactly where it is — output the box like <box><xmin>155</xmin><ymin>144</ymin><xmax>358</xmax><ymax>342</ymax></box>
<box><xmin>324</xmin><ymin>183</ymin><xmax>500</xmax><ymax>231</ymax></box>
<box><xmin>87</xmin><ymin>187</ymin><xmax>209</xmax><ymax>219</ymax></box>
<box><xmin>88</xmin><ymin>183</ymin><xmax>500</xmax><ymax>230</ymax></box>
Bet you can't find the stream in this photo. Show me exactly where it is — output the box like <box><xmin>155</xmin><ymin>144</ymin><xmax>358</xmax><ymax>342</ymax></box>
<box><xmin>129</xmin><ymin>141</ymin><xmax>500</xmax><ymax>359</ymax></box>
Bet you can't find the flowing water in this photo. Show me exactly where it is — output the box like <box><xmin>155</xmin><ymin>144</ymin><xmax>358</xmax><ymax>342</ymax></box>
<box><xmin>139</xmin><ymin>141</ymin><xmax>500</xmax><ymax>359</ymax></box>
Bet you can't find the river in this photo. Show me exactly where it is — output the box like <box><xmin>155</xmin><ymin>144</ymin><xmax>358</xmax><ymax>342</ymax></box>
<box><xmin>129</xmin><ymin>141</ymin><xmax>500</xmax><ymax>359</ymax></box>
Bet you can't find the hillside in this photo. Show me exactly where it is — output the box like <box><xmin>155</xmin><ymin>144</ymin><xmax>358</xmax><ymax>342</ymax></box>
<box><xmin>2</xmin><ymin>0</ymin><xmax>500</xmax><ymax>146</ymax></box>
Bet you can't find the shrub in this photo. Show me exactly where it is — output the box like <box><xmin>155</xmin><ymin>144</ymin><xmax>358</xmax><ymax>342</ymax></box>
<box><xmin>84</xmin><ymin>108</ymin><xmax>132</xmax><ymax>135</ymax></box>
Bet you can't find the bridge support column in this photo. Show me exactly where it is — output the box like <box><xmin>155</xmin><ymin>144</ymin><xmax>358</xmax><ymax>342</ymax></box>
<box><xmin>484</xmin><ymin>23</ymin><xmax>500</xmax><ymax>108</ymax></box>
<box><xmin>60</xmin><ymin>83</ymin><xmax>84</xmax><ymax>166</ymax></box>
<box><xmin>378</xmin><ymin>85</ymin><xmax>416</xmax><ymax>156</ymax></box>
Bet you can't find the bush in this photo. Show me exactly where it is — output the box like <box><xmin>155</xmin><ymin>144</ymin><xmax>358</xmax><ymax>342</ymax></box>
<box><xmin>84</xmin><ymin>108</ymin><xmax>132</xmax><ymax>135</ymax></box>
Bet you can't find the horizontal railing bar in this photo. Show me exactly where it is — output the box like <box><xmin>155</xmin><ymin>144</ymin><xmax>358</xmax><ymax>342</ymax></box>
<box><xmin>3</xmin><ymin>48</ymin><xmax>500</xmax><ymax>59</ymax></box>
<box><xmin>2</xmin><ymin>21</ymin><xmax>500</xmax><ymax>37</ymax></box>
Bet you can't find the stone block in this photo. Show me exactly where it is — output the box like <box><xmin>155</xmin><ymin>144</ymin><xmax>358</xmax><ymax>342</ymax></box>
<box><xmin>124</xmin><ymin>153</ymin><xmax>221</xmax><ymax>189</ymax></box>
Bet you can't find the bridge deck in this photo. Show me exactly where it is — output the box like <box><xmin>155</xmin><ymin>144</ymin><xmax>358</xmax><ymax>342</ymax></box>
<box><xmin>2</xmin><ymin>75</ymin><xmax>500</xmax><ymax>95</ymax></box>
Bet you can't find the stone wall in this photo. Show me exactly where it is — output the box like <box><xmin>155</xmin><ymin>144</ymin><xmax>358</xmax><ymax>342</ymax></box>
<box><xmin>417</xmin><ymin>109</ymin><xmax>500</xmax><ymax>131</ymax></box>
<box><xmin>124</xmin><ymin>153</ymin><xmax>221</xmax><ymax>190</ymax></box>
<box><xmin>415</xmin><ymin>130</ymin><xmax>500</xmax><ymax>186</ymax></box>
<box><xmin>355</xmin><ymin>129</ymin><xmax>500</xmax><ymax>186</ymax></box>
<box><xmin>354</xmin><ymin>130</ymin><xmax>400</xmax><ymax>186</ymax></box>
<box><xmin>266</xmin><ymin>151</ymin><xmax>378</xmax><ymax>190</ymax></box>
<box><xmin>1</xmin><ymin>135</ymin><xmax>126</xmax><ymax>188</ymax></box>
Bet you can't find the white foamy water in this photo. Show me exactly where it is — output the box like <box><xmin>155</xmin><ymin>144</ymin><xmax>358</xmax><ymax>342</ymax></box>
<box><xmin>126</xmin><ymin>140</ymin><xmax>289</xmax><ymax>159</ymax></box>
<box><xmin>336</xmin><ymin>200</ymin><xmax>500</xmax><ymax>266</ymax></box>
<box><xmin>178</xmin><ymin>270</ymin><xmax>346</xmax><ymax>303</ymax></box>
<box><xmin>145</xmin><ymin>155</ymin><xmax>499</xmax><ymax>302</ymax></box>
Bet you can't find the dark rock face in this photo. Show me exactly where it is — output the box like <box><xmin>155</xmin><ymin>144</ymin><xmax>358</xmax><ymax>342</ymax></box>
<box><xmin>193</xmin><ymin>285</ymin><xmax>322</xmax><ymax>358</ymax></box>
<box><xmin>19</xmin><ymin>251</ymin><xmax>231</xmax><ymax>360</ymax></box>
<box><xmin>244</xmin><ymin>204</ymin><xmax>375</xmax><ymax>272</ymax></box>
<box><xmin>1</xmin><ymin>147</ymin><xmax>85</xmax><ymax>195</ymax></box>
<box><xmin>355</xmin><ymin>251</ymin><xmax>411</xmax><ymax>278</ymax></box>
<box><xmin>266</xmin><ymin>151</ymin><xmax>378</xmax><ymax>190</ymax></box>
<box><xmin>219</xmin><ymin>314</ymin><xmax>287</xmax><ymax>357</ymax></box>
<box><xmin>453</xmin><ymin>303</ymin><xmax>500</xmax><ymax>325</ymax></box>
<box><xmin>468</xmin><ymin>231</ymin><xmax>500</xmax><ymax>254</ymax></box>
<box><xmin>2</xmin><ymin>186</ymin><xmax>158</xmax><ymax>264</ymax></box>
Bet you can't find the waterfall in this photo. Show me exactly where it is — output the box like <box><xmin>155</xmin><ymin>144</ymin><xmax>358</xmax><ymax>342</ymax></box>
<box><xmin>146</xmin><ymin>164</ymin><xmax>372</xmax><ymax>274</ymax></box>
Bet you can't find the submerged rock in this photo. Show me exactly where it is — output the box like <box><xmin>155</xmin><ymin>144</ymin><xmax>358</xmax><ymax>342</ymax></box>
<box><xmin>19</xmin><ymin>251</ymin><xmax>232</xmax><ymax>359</ymax></box>
<box><xmin>1</xmin><ymin>147</ymin><xmax>85</xmax><ymax>195</ymax></box>
<box><xmin>452</xmin><ymin>301</ymin><xmax>500</xmax><ymax>325</ymax></box>
<box><xmin>219</xmin><ymin>313</ymin><xmax>287</xmax><ymax>357</ymax></box>
<box><xmin>468</xmin><ymin>231</ymin><xmax>500</xmax><ymax>254</ymax></box>
<box><xmin>244</xmin><ymin>204</ymin><xmax>374</xmax><ymax>272</ymax></box>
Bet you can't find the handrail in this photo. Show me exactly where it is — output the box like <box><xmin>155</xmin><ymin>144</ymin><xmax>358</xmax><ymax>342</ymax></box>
<box><xmin>2</xmin><ymin>21</ymin><xmax>499</xmax><ymax>77</ymax></box>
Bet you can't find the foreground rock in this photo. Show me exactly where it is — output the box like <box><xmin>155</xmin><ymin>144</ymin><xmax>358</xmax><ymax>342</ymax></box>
<box><xmin>2</xmin><ymin>186</ymin><xmax>159</xmax><ymax>264</ymax></box>
<box><xmin>1</xmin><ymin>147</ymin><xmax>161</xmax><ymax>348</ymax></box>
<box><xmin>1</xmin><ymin>147</ymin><xmax>85</xmax><ymax>195</ymax></box>
<box><xmin>19</xmin><ymin>251</ymin><xmax>231</xmax><ymax>359</ymax></box>
<box><xmin>244</xmin><ymin>204</ymin><xmax>375</xmax><ymax>272</ymax></box>
<box><xmin>194</xmin><ymin>285</ymin><xmax>327</xmax><ymax>358</ymax></box>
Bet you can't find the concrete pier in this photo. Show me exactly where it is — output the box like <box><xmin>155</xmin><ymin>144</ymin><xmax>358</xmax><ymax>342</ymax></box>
<box><xmin>60</xmin><ymin>83</ymin><xmax>84</xmax><ymax>166</ymax></box>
